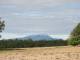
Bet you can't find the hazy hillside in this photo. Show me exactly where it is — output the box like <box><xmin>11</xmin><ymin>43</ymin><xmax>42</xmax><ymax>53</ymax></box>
<box><xmin>19</xmin><ymin>34</ymin><xmax>59</xmax><ymax>40</ymax></box>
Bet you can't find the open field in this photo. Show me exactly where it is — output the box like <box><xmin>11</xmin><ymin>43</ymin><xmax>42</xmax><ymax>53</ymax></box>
<box><xmin>0</xmin><ymin>46</ymin><xmax>80</xmax><ymax>60</ymax></box>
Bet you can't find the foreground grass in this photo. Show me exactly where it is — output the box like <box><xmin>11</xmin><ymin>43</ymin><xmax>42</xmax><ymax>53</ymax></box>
<box><xmin>0</xmin><ymin>46</ymin><xmax>80</xmax><ymax>60</ymax></box>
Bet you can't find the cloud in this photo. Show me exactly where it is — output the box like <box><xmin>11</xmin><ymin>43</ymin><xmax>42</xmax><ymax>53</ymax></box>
<box><xmin>0</xmin><ymin>0</ymin><xmax>80</xmax><ymax>5</ymax></box>
<box><xmin>0</xmin><ymin>0</ymin><xmax>80</xmax><ymax>35</ymax></box>
<box><xmin>0</xmin><ymin>0</ymin><xmax>64</xmax><ymax>4</ymax></box>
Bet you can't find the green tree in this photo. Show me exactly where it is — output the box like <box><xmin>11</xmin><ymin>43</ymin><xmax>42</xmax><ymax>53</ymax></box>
<box><xmin>68</xmin><ymin>23</ymin><xmax>80</xmax><ymax>46</ymax></box>
<box><xmin>0</xmin><ymin>17</ymin><xmax>5</xmax><ymax>38</ymax></box>
<box><xmin>71</xmin><ymin>23</ymin><xmax>80</xmax><ymax>38</ymax></box>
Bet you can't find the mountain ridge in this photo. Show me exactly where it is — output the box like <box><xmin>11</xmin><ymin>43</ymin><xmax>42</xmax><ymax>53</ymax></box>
<box><xmin>19</xmin><ymin>34</ymin><xmax>61</xmax><ymax>40</ymax></box>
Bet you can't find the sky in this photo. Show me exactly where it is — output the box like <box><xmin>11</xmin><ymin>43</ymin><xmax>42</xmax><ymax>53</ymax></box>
<box><xmin>0</xmin><ymin>0</ymin><xmax>80</xmax><ymax>39</ymax></box>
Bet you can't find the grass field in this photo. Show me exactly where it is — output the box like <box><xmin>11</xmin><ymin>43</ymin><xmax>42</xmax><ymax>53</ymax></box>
<box><xmin>0</xmin><ymin>46</ymin><xmax>80</xmax><ymax>60</ymax></box>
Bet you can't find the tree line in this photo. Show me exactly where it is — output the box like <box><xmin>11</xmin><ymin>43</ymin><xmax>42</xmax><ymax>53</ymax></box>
<box><xmin>0</xmin><ymin>39</ymin><xmax>68</xmax><ymax>49</ymax></box>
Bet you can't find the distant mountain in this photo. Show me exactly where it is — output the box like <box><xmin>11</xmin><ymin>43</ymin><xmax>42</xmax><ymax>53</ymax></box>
<box><xmin>19</xmin><ymin>34</ymin><xmax>56</xmax><ymax>40</ymax></box>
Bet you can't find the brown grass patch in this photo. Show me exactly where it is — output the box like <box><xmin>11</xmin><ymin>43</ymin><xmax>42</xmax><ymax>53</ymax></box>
<box><xmin>0</xmin><ymin>46</ymin><xmax>80</xmax><ymax>60</ymax></box>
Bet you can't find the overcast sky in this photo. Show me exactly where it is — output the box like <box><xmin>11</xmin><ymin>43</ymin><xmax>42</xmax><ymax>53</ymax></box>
<box><xmin>0</xmin><ymin>0</ymin><xmax>80</xmax><ymax>37</ymax></box>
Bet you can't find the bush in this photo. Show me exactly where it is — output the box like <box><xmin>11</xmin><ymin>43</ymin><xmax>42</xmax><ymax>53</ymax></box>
<box><xmin>68</xmin><ymin>37</ymin><xmax>80</xmax><ymax>46</ymax></box>
<box><xmin>68</xmin><ymin>23</ymin><xmax>80</xmax><ymax>46</ymax></box>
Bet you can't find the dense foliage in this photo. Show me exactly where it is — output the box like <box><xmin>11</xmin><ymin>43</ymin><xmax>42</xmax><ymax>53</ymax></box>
<box><xmin>68</xmin><ymin>37</ymin><xmax>80</xmax><ymax>46</ymax></box>
<box><xmin>0</xmin><ymin>39</ymin><xmax>67</xmax><ymax>49</ymax></box>
<box><xmin>0</xmin><ymin>18</ymin><xmax>5</xmax><ymax>32</ymax></box>
<box><xmin>0</xmin><ymin>18</ymin><xmax>5</xmax><ymax>38</ymax></box>
<box><xmin>68</xmin><ymin>23</ymin><xmax>80</xmax><ymax>46</ymax></box>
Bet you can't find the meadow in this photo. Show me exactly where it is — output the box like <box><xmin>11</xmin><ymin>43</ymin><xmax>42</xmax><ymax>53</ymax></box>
<box><xmin>0</xmin><ymin>46</ymin><xmax>80</xmax><ymax>60</ymax></box>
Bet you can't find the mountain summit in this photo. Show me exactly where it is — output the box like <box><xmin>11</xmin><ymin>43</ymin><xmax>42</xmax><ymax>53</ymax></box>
<box><xmin>20</xmin><ymin>34</ymin><xmax>54</xmax><ymax>40</ymax></box>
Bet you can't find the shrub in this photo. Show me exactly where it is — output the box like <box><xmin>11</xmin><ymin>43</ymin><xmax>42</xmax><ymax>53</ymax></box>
<box><xmin>68</xmin><ymin>23</ymin><xmax>80</xmax><ymax>46</ymax></box>
<box><xmin>68</xmin><ymin>37</ymin><xmax>80</xmax><ymax>46</ymax></box>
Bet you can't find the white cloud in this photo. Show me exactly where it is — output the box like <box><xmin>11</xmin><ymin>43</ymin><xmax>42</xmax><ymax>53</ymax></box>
<box><xmin>0</xmin><ymin>0</ymin><xmax>80</xmax><ymax>36</ymax></box>
<box><xmin>0</xmin><ymin>33</ymin><xmax>25</xmax><ymax>39</ymax></box>
<box><xmin>50</xmin><ymin>35</ymin><xmax>69</xmax><ymax>40</ymax></box>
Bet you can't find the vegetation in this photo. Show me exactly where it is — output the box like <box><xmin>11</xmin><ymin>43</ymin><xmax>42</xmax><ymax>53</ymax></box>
<box><xmin>0</xmin><ymin>39</ymin><xmax>67</xmax><ymax>49</ymax></box>
<box><xmin>68</xmin><ymin>23</ymin><xmax>80</xmax><ymax>46</ymax></box>
<box><xmin>0</xmin><ymin>17</ymin><xmax>5</xmax><ymax>38</ymax></box>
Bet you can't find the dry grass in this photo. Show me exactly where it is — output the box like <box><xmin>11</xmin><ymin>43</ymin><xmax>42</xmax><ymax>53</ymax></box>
<box><xmin>0</xmin><ymin>46</ymin><xmax>80</xmax><ymax>60</ymax></box>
